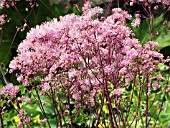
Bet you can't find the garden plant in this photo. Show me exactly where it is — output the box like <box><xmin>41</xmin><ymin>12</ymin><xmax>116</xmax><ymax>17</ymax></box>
<box><xmin>0</xmin><ymin>0</ymin><xmax>170</xmax><ymax>128</ymax></box>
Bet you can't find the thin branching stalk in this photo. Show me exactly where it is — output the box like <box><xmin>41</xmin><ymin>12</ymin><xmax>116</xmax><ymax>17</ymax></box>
<box><xmin>96</xmin><ymin>90</ymin><xmax>105</xmax><ymax>128</ymax></box>
<box><xmin>11</xmin><ymin>0</ymin><xmax>30</xmax><ymax>29</ymax></box>
<box><xmin>133</xmin><ymin>79</ymin><xmax>145</xmax><ymax>127</ymax></box>
<box><xmin>115</xmin><ymin>98</ymin><xmax>126</xmax><ymax>127</ymax></box>
<box><xmin>35</xmin><ymin>89</ymin><xmax>51</xmax><ymax>128</ymax></box>
<box><xmin>148</xmin><ymin>5</ymin><xmax>154</xmax><ymax>41</ymax></box>
<box><xmin>0</xmin><ymin>108</ymin><xmax>4</xmax><ymax>128</ymax></box>
<box><xmin>104</xmin><ymin>0</ymin><xmax>113</xmax><ymax>20</ymax></box>
<box><xmin>49</xmin><ymin>87</ymin><xmax>61</xmax><ymax>128</ymax></box>
<box><xmin>125</xmin><ymin>77</ymin><xmax>136</xmax><ymax>125</ymax></box>
<box><xmin>153</xmin><ymin>95</ymin><xmax>165</xmax><ymax>128</ymax></box>
<box><xmin>58</xmin><ymin>95</ymin><xmax>67</xmax><ymax>128</ymax></box>
<box><xmin>145</xmin><ymin>75</ymin><xmax>149</xmax><ymax>128</ymax></box>
<box><xmin>67</xmin><ymin>87</ymin><xmax>73</xmax><ymax>127</ymax></box>
<box><xmin>98</xmin><ymin>42</ymin><xmax>116</xmax><ymax>127</ymax></box>
<box><xmin>0</xmin><ymin>63</ymin><xmax>8</xmax><ymax>85</ymax></box>
<box><xmin>39</xmin><ymin>0</ymin><xmax>57</xmax><ymax>16</ymax></box>
<box><xmin>2</xmin><ymin>28</ymin><xmax>19</xmax><ymax>63</ymax></box>
<box><xmin>25</xmin><ymin>0</ymin><xmax>36</xmax><ymax>19</ymax></box>
<box><xmin>116</xmin><ymin>96</ymin><xmax>120</xmax><ymax>127</ymax></box>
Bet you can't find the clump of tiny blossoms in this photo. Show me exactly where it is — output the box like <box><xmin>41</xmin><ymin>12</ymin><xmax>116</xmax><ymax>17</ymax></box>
<box><xmin>9</xmin><ymin>1</ymin><xmax>163</xmax><ymax>108</ymax></box>
<box><xmin>129</xmin><ymin>0</ymin><xmax>170</xmax><ymax>6</ymax></box>
<box><xmin>0</xmin><ymin>83</ymin><xmax>19</xmax><ymax>98</ymax></box>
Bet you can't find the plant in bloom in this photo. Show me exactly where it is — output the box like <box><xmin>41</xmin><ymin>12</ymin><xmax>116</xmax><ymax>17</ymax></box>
<box><xmin>0</xmin><ymin>1</ymin><xmax>168</xmax><ymax>127</ymax></box>
<box><xmin>0</xmin><ymin>83</ymin><xmax>19</xmax><ymax>98</ymax></box>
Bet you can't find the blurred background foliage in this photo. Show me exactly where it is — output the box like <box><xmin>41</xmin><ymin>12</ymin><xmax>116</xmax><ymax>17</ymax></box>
<box><xmin>0</xmin><ymin>0</ymin><xmax>170</xmax><ymax>127</ymax></box>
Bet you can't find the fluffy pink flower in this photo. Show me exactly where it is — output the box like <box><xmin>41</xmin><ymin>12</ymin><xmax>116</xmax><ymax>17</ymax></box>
<box><xmin>148</xmin><ymin>41</ymin><xmax>159</xmax><ymax>49</ymax></box>
<box><xmin>19</xmin><ymin>109</ymin><xmax>25</xmax><ymax>116</ymax></box>
<box><xmin>152</xmin><ymin>83</ymin><xmax>160</xmax><ymax>89</ymax></box>
<box><xmin>157</xmin><ymin>74</ymin><xmax>163</xmax><ymax>81</ymax></box>
<box><xmin>131</xmin><ymin>18</ymin><xmax>140</xmax><ymax>27</ymax></box>
<box><xmin>17</xmin><ymin>122</ymin><xmax>23</xmax><ymax>128</ymax></box>
<box><xmin>82</xmin><ymin>1</ymin><xmax>91</xmax><ymax>13</ymax></box>
<box><xmin>17</xmin><ymin>75</ymin><xmax>23</xmax><ymax>82</ymax></box>
<box><xmin>0</xmin><ymin>83</ymin><xmax>19</xmax><ymax>98</ymax></box>
<box><xmin>9</xmin><ymin>58</ymin><xmax>18</xmax><ymax>72</ymax></box>
<box><xmin>113</xmin><ymin>89</ymin><xmax>123</xmax><ymax>96</ymax></box>
<box><xmin>119</xmin><ymin>67</ymin><xmax>127</xmax><ymax>75</ymax></box>
<box><xmin>24</xmin><ymin>116</ymin><xmax>31</xmax><ymax>123</ymax></box>
<box><xmin>8</xmin><ymin>2</ymin><xmax>163</xmax><ymax>107</ymax></box>
<box><xmin>0</xmin><ymin>14</ymin><xmax>6</xmax><ymax>25</ymax></box>
<box><xmin>21</xmin><ymin>96</ymin><xmax>27</xmax><ymax>103</ymax></box>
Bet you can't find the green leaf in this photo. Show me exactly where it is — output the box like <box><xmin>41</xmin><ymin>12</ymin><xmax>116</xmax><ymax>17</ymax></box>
<box><xmin>133</xmin><ymin>14</ymin><xmax>170</xmax><ymax>50</ymax></box>
<box><xmin>153</xmin><ymin>32</ymin><xmax>170</xmax><ymax>50</ymax></box>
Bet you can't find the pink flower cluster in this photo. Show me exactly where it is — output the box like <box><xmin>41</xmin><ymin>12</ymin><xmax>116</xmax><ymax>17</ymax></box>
<box><xmin>131</xmin><ymin>14</ymin><xmax>140</xmax><ymax>27</ymax></box>
<box><xmin>0</xmin><ymin>83</ymin><xmax>19</xmax><ymax>98</ymax></box>
<box><xmin>130</xmin><ymin>0</ymin><xmax>170</xmax><ymax>5</ymax></box>
<box><xmin>9</xmin><ymin>1</ymin><xmax>163</xmax><ymax>106</ymax></box>
<box><xmin>112</xmin><ymin>89</ymin><xmax>123</xmax><ymax>96</ymax></box>
<box><xmin>0</xmin><ymin>14</ymin><xmax>6</xmax><ymax>25</ymax></box>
